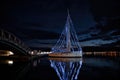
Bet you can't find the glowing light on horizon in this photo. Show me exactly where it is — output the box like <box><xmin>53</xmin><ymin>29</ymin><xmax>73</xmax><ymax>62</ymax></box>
<box><xmin>9</xmin><ymin>51</ymin><xmax>14</xmax><ymax>55</ymax></box>
<box><xmin>7</xmin><ymin>60</ymin><xmax>13</xmax><ymax>64</ymax></box>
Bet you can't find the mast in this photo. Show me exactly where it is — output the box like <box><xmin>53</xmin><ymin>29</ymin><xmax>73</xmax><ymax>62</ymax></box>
<box><xmin>66</xmin><ymin>9</ymin><xmax>71</xmax><ymax>52</ymax></box>
<box><xmin>51</xmin><ymin>9</ymin><xmax>82</xmax><ymax>54</ymax></box>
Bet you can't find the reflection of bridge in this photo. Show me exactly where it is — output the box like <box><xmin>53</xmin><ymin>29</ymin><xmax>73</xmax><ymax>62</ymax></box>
<box><xmin>0</xmin><ymin>29</ymin><xmax>31</xmax><ymax>55</ymax></box>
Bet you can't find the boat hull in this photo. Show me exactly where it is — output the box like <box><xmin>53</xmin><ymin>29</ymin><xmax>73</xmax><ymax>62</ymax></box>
<box><xmin>48</xmin><ymin>51</ymin><xmax>82</xmax><ymax>58</ymax></box>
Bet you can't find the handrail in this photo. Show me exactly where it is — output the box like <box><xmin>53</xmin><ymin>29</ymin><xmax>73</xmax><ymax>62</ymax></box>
<box><xmin>0</xmin><ymin>29</ymin><xmax>31</xmax><ymax>54</ymax></box>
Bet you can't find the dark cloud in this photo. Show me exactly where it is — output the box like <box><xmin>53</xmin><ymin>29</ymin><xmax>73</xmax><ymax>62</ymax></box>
<box><xmin>90</xmin><ymin>0</ymin><xmax>120</xmax><ymax>21</ymax></box>
<box><xmin>0</xmin><ymin>0</ymin><xmax>120</xmax><ymax>49</ymax></box>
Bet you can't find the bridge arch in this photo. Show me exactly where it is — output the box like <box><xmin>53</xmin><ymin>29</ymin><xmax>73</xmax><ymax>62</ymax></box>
<box><xmin>0</xmin><ymin>29</ymin><xmax>31</xmax><ymax>56</ymax></box>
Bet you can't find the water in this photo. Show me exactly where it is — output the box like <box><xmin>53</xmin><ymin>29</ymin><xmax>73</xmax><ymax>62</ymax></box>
<box><xmin>0</xmin><ymin>57</ymin><xmax>119</xmax><ymax>80</ymax></box>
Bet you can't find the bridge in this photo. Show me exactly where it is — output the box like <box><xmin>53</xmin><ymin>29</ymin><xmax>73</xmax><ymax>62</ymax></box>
<box><xmin>0</xmin><ymin>29</ymin><xmax>31</xmax><ymax>56</ymax></box>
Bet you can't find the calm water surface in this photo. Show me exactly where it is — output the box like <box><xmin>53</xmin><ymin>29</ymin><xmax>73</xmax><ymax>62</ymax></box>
<box><xmin>0</xmin><ymin>57</ymin><xmax>119</xmax><ymax>80</ymax></box>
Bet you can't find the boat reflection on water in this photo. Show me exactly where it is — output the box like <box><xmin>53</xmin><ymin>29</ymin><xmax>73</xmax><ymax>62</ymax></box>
<box><xmin>49</xmin><ymin>58</ymin><xmax>82</xmax><ymax>80</ymax></box>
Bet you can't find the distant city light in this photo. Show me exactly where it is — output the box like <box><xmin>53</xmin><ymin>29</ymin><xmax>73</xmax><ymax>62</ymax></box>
<box><xmin>7</xmin><ymin>60</ymin><xmax>13</xmax><ymax>64</ymax></box>
<box><xmin>31</xmin><ymin>51</ymin><xmax>34</xmax><ymax>55</ymax></box>
<box><xmin>8</xmin><ymin>51</ymin><xmax>14</xmax><ymax>55</ymax></box>
<box><xmin>40</xmin><ymin>51</ymin><xmax>52</xmax><ymax>54</ymax></box>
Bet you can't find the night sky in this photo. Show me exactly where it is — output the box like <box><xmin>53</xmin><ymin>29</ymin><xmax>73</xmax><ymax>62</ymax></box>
<box><xmin>0</xmin><ymin>0</ymin><xmax>120</xmax><ymax>49</ymax></box>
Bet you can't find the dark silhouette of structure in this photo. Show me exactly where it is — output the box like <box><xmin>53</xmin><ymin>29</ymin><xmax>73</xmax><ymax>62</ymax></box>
<box><xmin>0</xmin><ymin>29</ymin><xmax>31</xmax><ymax>55</ymax></box>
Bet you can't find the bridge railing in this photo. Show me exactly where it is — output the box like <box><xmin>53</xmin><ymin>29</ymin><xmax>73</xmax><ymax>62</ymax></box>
<box><xmin>0</xmin><ymin>29</ymin><xmax>31</xmax><ymax>54</ymax></box>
